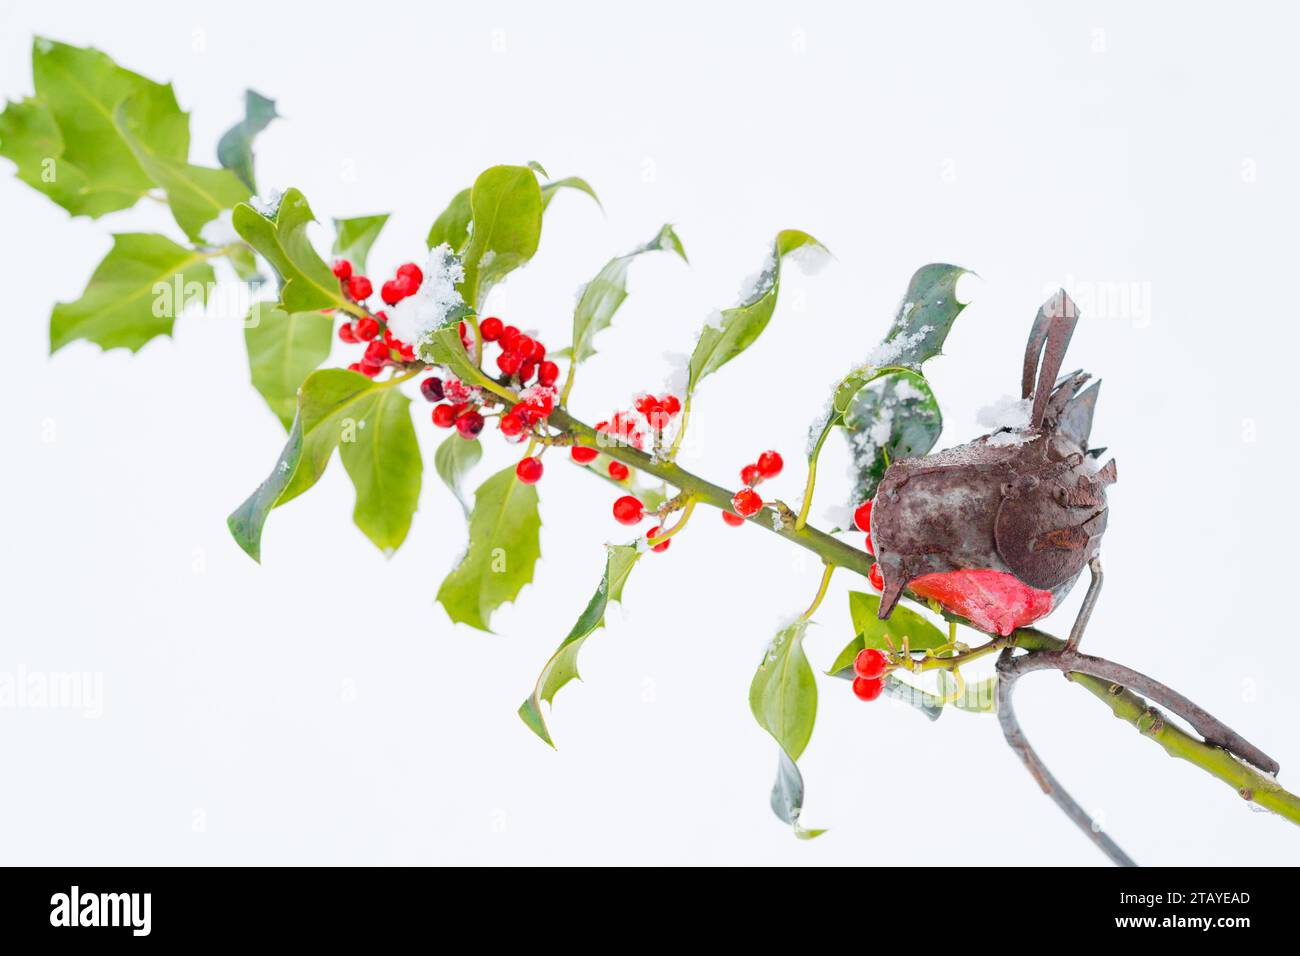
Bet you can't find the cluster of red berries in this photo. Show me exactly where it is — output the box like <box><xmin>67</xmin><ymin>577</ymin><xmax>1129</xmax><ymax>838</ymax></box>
<box><xmin>475</xmin><ymin>317</ymin><xmax>560</xmax><ymax>389</ymax></box>
<box><xmin>723</xmin><ymin>450</ymin><xmax>783</xmax><ymax>525</ymax></box>
<box><xmin>610</xmin><ymin>495</ymin><xmax>670</xmax><ymax>553</ymax></box>
<box><xmin>569</xmin><ymin>393</ymin><xmax>683</xmax><ymax>485</ymax></box>
<box><xmin>332</xmin><ymin>259</ymin><xmax>421</xmax><ymax>375</ymax></box>
<box><xmin>851</xmin><ymin>647</ymin><xmax>889</xmax><ymax>701</ymax></box>
<box><xmin>853</xmin><ymin>499</ymin><xmax>885</xmax><ymax>590</ymax></box>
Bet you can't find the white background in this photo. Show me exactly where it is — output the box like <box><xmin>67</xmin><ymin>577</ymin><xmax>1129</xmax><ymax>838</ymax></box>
<box><xmin>2</xmin><ymin>0</ymin><xmax>1298</xmax><ymax>866</ymax></box>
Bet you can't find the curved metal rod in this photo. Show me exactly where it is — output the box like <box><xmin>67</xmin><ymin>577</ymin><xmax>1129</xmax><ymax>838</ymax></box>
<box><xmin>1001</xmin><ymin>649</ymin><xmax>1279</xmax><ymax>775</ymax></box>
<box><xmin>995</xmin><ymin>647</ymin><xmax>1138</xmax><ymax>867</ymax></box>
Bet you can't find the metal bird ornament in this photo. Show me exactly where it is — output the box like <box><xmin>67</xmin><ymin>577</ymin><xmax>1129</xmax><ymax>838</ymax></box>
<box><xmin>871</xmin><ymin>290</ymin><xmax>1116</xmax><ymax>649</ymax></box>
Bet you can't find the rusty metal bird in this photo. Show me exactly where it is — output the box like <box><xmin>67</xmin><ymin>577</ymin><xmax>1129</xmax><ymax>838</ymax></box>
<box><xmin>871</xmin><ymin>290</ymin><xmax>1116</xmax><ymax>650</ymax></box>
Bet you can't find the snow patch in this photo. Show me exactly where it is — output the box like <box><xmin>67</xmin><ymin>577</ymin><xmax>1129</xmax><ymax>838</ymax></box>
<box><xmin>388</xmin><ymin>243</ymin><xmax>466</xmax><ymax>350</ymax></box>
<box><xmin>976</xmin><ymin>396</ymin><xmax>1031</xmax><ymax>431</ymax></box>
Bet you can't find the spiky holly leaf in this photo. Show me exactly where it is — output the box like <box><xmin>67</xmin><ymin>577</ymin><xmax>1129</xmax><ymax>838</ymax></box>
<box><xmin>50</xmin><ymin>233</ymin><xmax>215</xmax><ymax>353</ymax></box>
<box><xmin>434</xmin><ymin>432</ymin><xmax>482</xmax><ymax>515</ymax></box>
<box><xmin>458</xmin><ymin>165</ymin><xmax>544</xmax><ymax>311</ymax></box>
<box><xmin>332</xmin><ymin>214</ymin><xmax>389</xmax><ymax>273</ymax></box>
<box><xmin>803</xmin><ymin>264</ymin><xmax>969</xmax><ymax>511</ymax></box>
<box><xmin>116</xmin><ymin>86</ymin><xmax>249</xmax><ymax>243</ymax></box>
<box><xmin>843</xmin><ymin>370</ymin><xmax>942</xmax><ymax>504</ymax></box>
<box><xmin>570</xmin><ymin>223</ymin><xmax>687</xmax><ymax>365</ymax></box>
<box><xmin>0</xmin><ymin>97</ymin><xmax>90</xmax><ymax>213</ymax></box>
<box><xmin>436</xmin><ymin>465</ymin><xmax>542</xmax><ymax>632</ymax></box>
<box><xmin>243</xmin><ymin>306</ymin><xmax>334</xmax><ymax>429</ymax></box>
<box><xmin>228</xmin><ymin>369</ymin><xmax>421</xmax><ymax>560</ymax></box>
<box><xmin>687</xmin><ymin>230</ymin><xmax>828</xmax><ymax>394</ymax></box>
<box><xmin>233</xmin><ymin>188</ymin><xmax>350</xmax><ymax>314</ymax></box>
<box><xmin>217</xmin><ymin>89</ymin><xmax>277</xmax><ymax>192</ymax></box>
<box><xmin>749</xmin><ymin>619</ymin><xmax>817</xmax><ymax>761</ymax></box>
<box><xmin>11</xmin><ymin>38</ymin><xmax>187</xmax><ymax>217</ymax></box>
<box><xmin>519</xmin><ymin>543</ymin><xmax>640</xmax><ymax>747</ymax></box>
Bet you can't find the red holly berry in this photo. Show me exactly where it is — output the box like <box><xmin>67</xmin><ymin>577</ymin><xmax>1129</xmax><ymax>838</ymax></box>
<box><xmin>635</xmin><ymin>394</ymin><xmax>659</xmax><ymax>417</ymax></box>
<box><xmin>741</xmin><ymin>464</ymin><xmax>763</xmax><ymax>486</ymax></box>
<box><xmin>338</xmin><ymin>323</ymin><xmax>357</xmax><ymax>343</ymax></box>
<box><xmin>868</xmin><ymin>562</ymin><xmax>885</xmax><ymax>590</ymax></box>
<box><xmin>432</xmin><ymin>404</ymin><xmax>456</xmax><ymax>428</ymax></box>
<box><xmin>853</xmin><ymin>648</ymin><xmax>888</xmax><ymax>680</ymax></box>
<box><xmin>497</xmin><ymin>351</ymin><xmax>523</xmax><ymax>376</ymax></box>
<box><xmin>420</xmin><ymin>377</ymin><xmax>444</xmax><ymax>402</ymax></box>
<box><xmin>518</xmin><ymin>360</ymin><xmax>537</xmax><ymax>383</ymax></box>
<box><xmin>516</xmin><ymin>457</ymin><xmax>544</xmax><ymax>484</ymax></box>
<box><xmin>608</xmin><ymin>461</ymin><xmax>630</xmax><ymax>481</ymax></box>
<box><xmin>512</xmin><ymin>334</ymin><xmax>535</xmax><ymax>357</ymax></box>
<box><xmin>646</xmin><ymin>527</ymin><xmax>670</xmax><ymax>553</ymax></box>
<box><xmin>722</xmin><ymin>511</ymin><xmax>745</xmax><ymax>527</ymax></box>
<box><xmin>455</xmin><ymin>410</ymin><xmax>485</xmax><ymax>440</ymax></box>
<box><xmin>521</xmin><ymin>389</ymin><xmax>554</xmax><ymax>419</ymax></box>
<box><xmin>852</xmin><ymin>677</ymin><xmax>885</xmax><ymax>702</ymax></box>
<box><xmin>612</xmin><ymin>495</ymin><xmax>644</xmax><ymax>525</ymax></box>
<box><xmin>347</xmin><ymin>362</ymin><xmax>363</xmax><ymax>373</ymax></box>
<box><xmin>529</xmin><ymin>340</ymin><xmax>546</xmax><ymax>362</ymax></box>
<box><xmin>570</xmin><ymin>445</ymin><xmax>598</xmax><ymax>464</ymax></box>
<box><xmin>732</xmin><ymin>487</ymin><xmax>762</xmax><ymax>517</ymax></box>
<box><xmin>499</xmin><ymin>412</ymin><xmax>526</xmax><ymax>439</ymax></box>
<box><xmin>381</xmin><ymin>280</ymin><xmax>406</xmax><ymax>306</ymax></box>
<box><xmin>854</xmin><ymin>500</ymin><xmax>873</xmax><ymax>533</ymax></box>
<box><xmin>347</xmin><ymin>276</ymin><xmax>373</xmax><ymax>301</ymax></box>
<box><xmin>499</xmin><ymin>325</ymin><xmax>520</xmax><ymax>350</ymax></box>
<box><xmin>864</xmin><ymin>532</ymin><xmax>874</xmax><ymax>556</ymax></box>
<box><xmin>354</xmin><ymin>316</ymin><xmax>380</xmax><ymax>341</ymax></box>
<box><xmin>757</xmin><ymin>450</ymin><xmax>783</xmax><ymax>479</ymax></box>
<box><xmin>358</xmin><ymin>362</ymin><xmax>381</xmax><ymax>378</ymax></box>
<box><xmin>396</xmin><ymin>262</ymin><xmax>423</xmax><ymax>285</ymax></box>
<box><xmin>364</xmin><ymin>340</ymin><xmax>390</xmax><ymax>364</ymax></box>
<box><xmin>660</xmin><ymin>395</ymin><xmax>681</xmax><ymax>416</ymax></box>
<box><xmin>480</xmin><ymin>316</ymin><xmax>503</xmax><ymax>341</ymax></box>
<box><xmin>332</xmin><ymin>259</ymin><xmax>352</xmax><ymax>280</ymax></box>
<box><xmin>537</xmin><ymin>360</ymin><xmax>560</xmax><ymax>387</ymax></box>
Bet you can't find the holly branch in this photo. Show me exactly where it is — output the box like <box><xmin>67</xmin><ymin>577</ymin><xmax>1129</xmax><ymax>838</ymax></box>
<box><xmin>6</xmin><ymin>37</ymin><xmax>1296</xmax><ymax>866</ymax></box>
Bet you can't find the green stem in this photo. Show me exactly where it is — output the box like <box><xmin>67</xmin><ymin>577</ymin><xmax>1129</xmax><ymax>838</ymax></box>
<box><xmin>548</xmin><ymin>405</ymin><xmax>1300</xmax><ymax>834</ymax></box>
<box><xmin>1011</xmin><ymin>630</ymin><xmax>1300</xmax><ymax>825</ymax></box>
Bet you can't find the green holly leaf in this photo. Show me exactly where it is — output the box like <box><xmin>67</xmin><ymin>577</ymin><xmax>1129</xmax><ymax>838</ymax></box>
<box><xmin>228</xmin><ymin>370</ymin><xmax>413</xmax><ymax>561</ymax></box>
<box><xmin>458</xmin><ymin>165</ymin><xmax>544</xmax><ymax>311</ymax></box>
<box><xmin>50</xmin><ymin>233</ymin><xmax>215</xmax><ymax>353</ymax></box>
<box><xmin>425</xmin><ymin>187</ymin><xmax>472</xmax><ymax>253</ymax></box>
<box><xmin>434</xmin><ymin>432</ymin><xmax>483</xmax><ymax>516</ymax></box>
<box><xmin>233</xmin><ymin>188</ymin><xmax>349</xmax><ymax>313</ymax></box>
<box><xmin>243</xmin><ymin>306</ymin><xmax>334</xmax><ymax>429</ymax></box>
<box><xmin>570</xmin><ymin>224</ymin><xmax>687</xmax><ymax>365</ymax></box>
<box><xmin>770</xmin><ymin>748</ymin><xmax>826</xmax><ymax>840</ymax></box>
<box><xmin>217</xmin><ymin>89</ymin><xmax>277</xmax><ymax>192</ymax></box>
<box><xmin>749</xmin><ymin>619</ymin><xmax>817</xmax><ymax>761</ymax></box>
<box><xmin>338</xmin><ymin>387</ymin><xmax>423</xmax><ymax>553</ymax></box>
<box><xmin>540</xmin><ymin>175</ymin><xmax>601</xmax><ymax>212</ymax></box>
<box><xmin>688</xmin><ymin>230</ymin><xmax>827</xmax><ymax>395</ymax></box>
<box><xmin>842</xmin><ymin>591</ymin><xmax>948</xmax><ymax>657</ymax></box>
<box><xmin>332</xmin><ymin>214</ymin><xmax>389</xmax><ymax>273</ymax></box>
<box><xmin>937</xmin><ymin>672</ymin><xmax>998</xmax><ymax>713</ymax></box>
<box><xmin>518</xmin><ymin>543</ymin><xmax>640</xmax><ymax>747</ymax></box>
<box><xmin>436</xmin><ymin>465</ymin><xmax>542</xmax><ymax>631</ymax></box>
<box><xmin>115</xmin><ymin>87</ymin><xmax>249</xmax><ymax>243</ymax></box>
<box><xmin>804</xmin><ymin>264</ymin><xmax>970</xmax><ymax>509</ymax></box>
<box><xmin>843</xmin><ymin>370</ymin><xmax>943</xmax><ymax>504</ymax></box>
<box><xmin>0</xmin><ymin>97</ymin><xmax>91</xmax><ymax>213</ymax></box>
<box><xmin>27</xmin><ymin>37</ymin><xmax>187</xmax><ymax>216</ymax></box>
